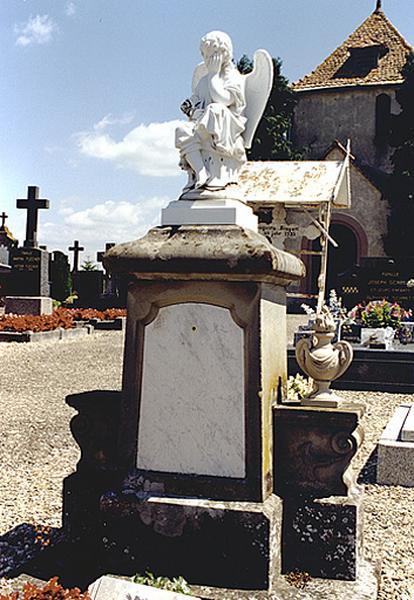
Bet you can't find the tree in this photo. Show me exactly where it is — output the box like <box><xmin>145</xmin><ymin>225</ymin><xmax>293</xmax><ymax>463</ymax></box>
<box><xmin>81</xmin><ymin>257</ymin><xmax>98</xmax><ymax>271</ymax></box>
<box><xmin>384</xmin><ymin>52</ymin><xmax>414</xmax><ymax>257</ymax></box>
<box><xmin>237</xmin><ymin>55</ymin><xmax>303</xmax><ymax>160</ymax></box>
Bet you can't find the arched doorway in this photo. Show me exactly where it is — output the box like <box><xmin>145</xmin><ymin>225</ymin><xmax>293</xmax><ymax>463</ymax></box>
<box><xmin>305</xmin><ymin>217</ymin><xmax>367</xmax><ymax>301</ymax></box>
<box><xmin>326</xmin><ymin>223</ymin><xmax>359</xmax><ymax>293</ymax></box>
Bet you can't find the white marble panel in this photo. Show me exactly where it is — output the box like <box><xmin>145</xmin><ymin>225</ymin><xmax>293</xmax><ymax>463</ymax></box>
<box><xmin>137</xmin><ymin>303</ymin><xmax>245</xmax><ymax>478</ymax></box>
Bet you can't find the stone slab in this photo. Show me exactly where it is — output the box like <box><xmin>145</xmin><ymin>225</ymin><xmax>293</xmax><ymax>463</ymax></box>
<box><xmin>5</xmin><ymin>295</ymin><xmax>53</xmax><ymax>315</ymax></box>
<box><xmin>401</xmin><ymin>405</ymin><xmax>414</xmax><ymax>442</ymax></box>
<box><xmin>89</xmin><ymin>575</ymin><xmax>200</xmax><ymax>600</ymax></box>
<box><xmin>161</xmin><ymin>199</ymin><xmax>258</xmax><ymax>231</ymax></box>
<box><xmin>377</xmin><ymin>403</ymin><xmax>414</xmax><ymax>486</ymax></box>
<box><xmin>137</xmin><ymin>303</ymin><xmax>245</xmax><ymax>477</ymax></box>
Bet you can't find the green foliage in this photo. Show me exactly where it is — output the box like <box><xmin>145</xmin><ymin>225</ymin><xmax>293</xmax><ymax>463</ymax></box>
<box><xmin>132</xmin><ymin>572</ymin><xmax>191</xmax><ymax>595</ymax></box>
<box><xmin>80</xmin><ymin>257</ymin><xmax>98</xmax><ymax>271</ymax></box>
<box><xmin>237</xmin><ymin>55</ymin><xmax>303</xmax><ymax>161</ymax></box>
<box><xmin>385</xmin><ymin>52</ymin><xmax>414</xmax><ymax>257</ymax></box>
<box><xmin>236</xmin><ymin>54</ymin><xmax>253</xmax><ymax>74</ymax></box>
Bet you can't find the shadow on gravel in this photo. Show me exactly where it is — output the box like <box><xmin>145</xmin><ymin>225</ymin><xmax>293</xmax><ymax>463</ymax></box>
<box><xmin>0</xmin><ymin>523</ymin><xmax>105</xmax><ymax>590</ymax></box>
<box><xmin>357</xmin><ymin>446</ymin><xmax>378</xmax><ymax>485</ymax></box>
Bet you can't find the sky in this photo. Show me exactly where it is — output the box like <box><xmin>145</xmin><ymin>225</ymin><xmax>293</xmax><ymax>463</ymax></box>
<box><xmin>1</xmin><ymin>0</ymin><xmax>413</xmax><ymax>266</ymax></box>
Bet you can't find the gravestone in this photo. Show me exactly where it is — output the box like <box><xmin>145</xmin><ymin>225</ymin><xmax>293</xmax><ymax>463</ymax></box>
<box><xmin>5</xmin><ymin>186</ymin><xmax>52</xmax><ymax>315</ymax></box>
<box><xmin>50</xmin><ymin>251</ymin><xmax>72</xmax><ymax>302</ymax></box>
<box><xmin>62</xmin><ymin>31</ymin><xmax>377</xmax><ymax>598</ymax></box>
<box><xmin>72</xmin><ymin>270</ymin><xmax>104</xmax><ymax>308</ymax></box>
<box><xmin>377</xmin><ymin>403</ymin><xmax>414</xmax><ymax>486</ymax></box>
<box><xmin>338</xmin><ymin>257</ymin><xmax>414</xmax><ymax>311</ymax></box>
<box><xmin>96</xmin><ymin>242</ymin><xmax>128</xmax><ymax>307</ymax></box>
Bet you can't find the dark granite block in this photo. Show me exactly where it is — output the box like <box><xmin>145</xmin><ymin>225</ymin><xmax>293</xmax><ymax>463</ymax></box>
<box><xmin>282</xmin><ymin>497</ymin><xmax>362</xmax><ymax>581</ymax></box>
<box><xmin>99</xmin><ymin>493</ymin><xmax>282</xmax><ymax>591</ymax></box>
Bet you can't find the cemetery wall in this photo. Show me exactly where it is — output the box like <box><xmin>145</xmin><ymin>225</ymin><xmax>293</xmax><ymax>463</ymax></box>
<box><xmin>293</xmin><ymin>85</ymin><xmax>399</xmax><ymax>172</ymax></box>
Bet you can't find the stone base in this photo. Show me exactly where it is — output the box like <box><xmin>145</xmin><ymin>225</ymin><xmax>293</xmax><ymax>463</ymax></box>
<box><xmin>5</xmin><ymin>296</ymin><xmax>53</xmax><ymax>315</ymax></box>
<box><xmin>192</xmin><ymin>558</ymin><xmax>379</xmax><ymax>599</ymax></box>
<box><xmin>161</xmin><ymin>198</ymin><xmax>258</xmax><ymax>231</ymax></box>
<box><xmin>377</xmin><ymin>403</ymin><xmax>414</xmax><ymax>486</ymax></box>
<box><xmin>282</xmin><ymin>495</ymin><xmax>363</xmax><ymax>581</ymax></box>
<box><xmin>98</xmin><ymin>492</ymin><xmax>282</xmax><ymax>592</ymax></box>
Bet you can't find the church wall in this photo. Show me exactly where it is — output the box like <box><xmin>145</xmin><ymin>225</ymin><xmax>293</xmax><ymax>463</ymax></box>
<box><xmin>293</xmin><ymin>85</ymin><xmax>400</xmax><ymax>172</ymax></box>
<box><xmin>327</xmin><ymin>147</ymin><xmax>388</xmax><ymax>257</ymax></box>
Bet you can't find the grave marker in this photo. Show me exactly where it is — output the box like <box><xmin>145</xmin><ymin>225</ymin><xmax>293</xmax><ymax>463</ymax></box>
<box><xmin>5</xmin><ymin>186</ymin><xmax>52</xmax><ymax>314</ymax></box>
<box><xmin>16</xmin><ymin>186</ymin><xmax>49</xmax><ymax>248</ymax></box>
<box><xmin>68</xmin><ymin>240</ymin><xmax>84</xmax><ymax>272</ymax></box>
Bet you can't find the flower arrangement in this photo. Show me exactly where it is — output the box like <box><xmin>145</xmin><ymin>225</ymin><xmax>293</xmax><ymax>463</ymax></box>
<box><xmin>301</xmin><ymin>290</ymin><xmax>347</xmax><ymax>322</ymax></box>
<box><xmin>287</xmin><ymin>374</ymin><xmax>313</xmax><ymax>402</ymax></box>
<box><xmin>348</xmin><ymin>300</ymin><xmax>412</xmax><ymax>330</ymax></box>
<box><xmin>0</xmin><ymin>577</ymin><xmax>90</xmax><ymax>599</ymax></box>
<box><xmin>0</xmin><ymin>308</ymin><xmax>127</xmax><ymax>333</ymax></box>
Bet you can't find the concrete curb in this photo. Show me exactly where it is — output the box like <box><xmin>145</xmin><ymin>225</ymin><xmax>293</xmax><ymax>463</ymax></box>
<box><xmin>0</xmin><ymin>325</ymin><xmax>94</xmax><ymax>343</ymax></box>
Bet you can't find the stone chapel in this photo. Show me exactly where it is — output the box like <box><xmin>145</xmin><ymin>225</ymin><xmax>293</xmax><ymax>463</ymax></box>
<box><xmin>292</xmin><ymin>1</ymin><xmax>413</xmax><ymax>293</ymax></box>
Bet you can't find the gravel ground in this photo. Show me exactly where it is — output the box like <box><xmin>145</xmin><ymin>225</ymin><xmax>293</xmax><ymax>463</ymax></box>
<box><xmin>0</xmin><ymin>331</ymin><xmax>413</xmax><ymax>599</ymax></box>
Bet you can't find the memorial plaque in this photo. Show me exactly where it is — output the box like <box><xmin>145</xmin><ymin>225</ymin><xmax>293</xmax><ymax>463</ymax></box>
<box><xmin>9</xmin><ymin>247</ymin><xmax>50</xmax><ymax>297</ymax></box>
<box><xmin>338</xmin><ymin>258</ymin><xmax>414</xmax><ymax>312</ymax></box>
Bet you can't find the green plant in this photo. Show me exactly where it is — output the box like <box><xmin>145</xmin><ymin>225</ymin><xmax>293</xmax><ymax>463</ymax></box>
<box><xmin>80</xmin><ymin>257</ymin><xmax>98</xmax><ymax>271</ymax></box>
<box><xmin>132</xmin><ymin>572</ymin><xmax>191</xmax><ymax>595</ymax></box>
<box><xmin>0</xmin><ymin>577</ymin><xmax>90</xmax><ymax>599</ymax></box>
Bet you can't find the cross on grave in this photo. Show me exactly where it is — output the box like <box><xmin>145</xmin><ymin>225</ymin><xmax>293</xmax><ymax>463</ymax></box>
<box><xmin>97</xmin><ymin>243</ymin><xmax>115</xmax><ymax>269</ymax></box>
<box><xmin>0</xmin><ymin>212</ymin><xmax>8</xmax><ymax>229</ymax></box>
<box><xmin>16</xmin><ymin>186</ymin><xmax>50</xmax><ymax>248</ymax></box>
<box><xmin>68</xmin><ymin>240</ymin><xmax>84</xmax><ymax>272</ymax></box>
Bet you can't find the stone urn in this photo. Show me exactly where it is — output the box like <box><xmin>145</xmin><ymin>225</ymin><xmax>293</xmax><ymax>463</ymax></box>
<box><xmin>296</xmin><ymin>306</ymin><xmax>353</xmax><ymax>407</ymax></box>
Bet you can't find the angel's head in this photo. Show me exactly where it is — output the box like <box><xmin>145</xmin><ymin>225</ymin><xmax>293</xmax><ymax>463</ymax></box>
<box><xmin>200</xmin><ymin>31</ymin><xmax>233</xmax><ymax>66</ymax></box>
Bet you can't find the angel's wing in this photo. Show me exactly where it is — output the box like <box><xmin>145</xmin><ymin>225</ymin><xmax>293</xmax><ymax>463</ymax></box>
<box><xmin>243</xmin><ymin>50</ymin><xmax>274</xmax><ymax>149</ymax></box>
<box><xmin>192</xmin><ymin>62</ymin><xmax>208</xmax><ymax>94</ymax></box>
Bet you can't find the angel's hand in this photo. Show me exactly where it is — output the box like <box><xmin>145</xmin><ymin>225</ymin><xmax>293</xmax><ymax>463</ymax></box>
<box><xmin>207</xmin><ymin>51</ymin><xmax>222</xmax><ymax>75</ymax></box>
<box><xmin>180</xmin><ymin>98</ymin><xmax>193</xmax><ymax>116</ymax></box>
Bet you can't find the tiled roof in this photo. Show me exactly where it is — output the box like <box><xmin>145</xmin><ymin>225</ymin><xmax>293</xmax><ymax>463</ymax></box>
<box><xmin>294</xmin><ymin>9</ymin><xmax>413</xmax><ymax>91</ymax></box>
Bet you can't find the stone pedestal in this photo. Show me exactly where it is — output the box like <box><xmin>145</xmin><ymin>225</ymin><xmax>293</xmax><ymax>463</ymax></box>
<box><xmin>161</xmin><ymin>198</ymin><xmax>258</xmax><ymax>230</ymax></box>
<box><xmin>273</xmin><ymin>404</ymin><xmax>366</xmax><ymax>582</ymax></box>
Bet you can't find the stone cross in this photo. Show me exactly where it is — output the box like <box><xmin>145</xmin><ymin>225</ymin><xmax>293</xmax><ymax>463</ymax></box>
<box><xmin>16</xmin><ymin>186</ymin><xmax>50</xmax><ymax>248</ymax></box>
<box><xmin>69</xmin><ymin>240</ymin><xmax>84</xmax><ymax>272</ymax></box>
<box><xmin>0</xmin><ymin>212</ymin><xmax>8</xmax><ymax>229</ymax></box>
<box><xmin>97</xmin><ymin>242</ymin><xmax>115</xmax><ymax>269</ymax></box>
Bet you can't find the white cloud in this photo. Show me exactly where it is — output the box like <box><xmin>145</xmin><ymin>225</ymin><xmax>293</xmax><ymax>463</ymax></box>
<box><xmin>64</xmin><ymin>2</ymin><xmax>76</xmax><ymax>17</ymax></box>
<box><xmin>42</xmin><ymin>196</ymin><xmax>171</xmax><ymax>256</ymax></box>
<box><xmin>14</xmin><ymin>14</ymin><xmax>59</xmax><ymax>47</ymax></box>
<box><xmin>93</xmin><ymin>113</ymin><xmax>135</xmax><ymax>132</ymax></box>
<box><xmin>77</xmin><ymin>119</ymin><xmax>184</xmax><ymax>177</ymax></box>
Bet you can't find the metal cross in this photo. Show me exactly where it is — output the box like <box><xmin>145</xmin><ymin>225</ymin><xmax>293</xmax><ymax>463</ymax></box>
<box><xmin>69</xmin><ymin>239</ymin><xmax>85</xmax><ymax>272</ymax></box>
<box><xmin>16</xmin><ymin>186</ymin><xmax>50</xmax><ymax>248</ymax></box>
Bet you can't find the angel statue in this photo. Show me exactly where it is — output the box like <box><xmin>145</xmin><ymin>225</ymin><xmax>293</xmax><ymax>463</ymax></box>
<box><xmin>175</xmin><ymin>31</ymin><xmax>273</xmax><ymax>196</ymax></box>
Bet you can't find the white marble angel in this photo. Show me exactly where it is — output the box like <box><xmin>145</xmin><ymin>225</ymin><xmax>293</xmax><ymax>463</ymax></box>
<box><xmin>175</xmin><ymin>31</ymin><xmax>273</xmax><ymax>195</ymax></box>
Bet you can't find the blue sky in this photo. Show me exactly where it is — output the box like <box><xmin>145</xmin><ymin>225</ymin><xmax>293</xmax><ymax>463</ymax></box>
<box><xmin>1</xmin><ymin>0</ymin><xmax>413</xmax><ymax>264</ymax></box>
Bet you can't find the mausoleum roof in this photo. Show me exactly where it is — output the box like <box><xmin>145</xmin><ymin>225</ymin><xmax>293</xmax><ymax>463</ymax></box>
<box><xmin>240</xmin><ymin>160</ymin><xmax>350</xmax><ymax>209</ymax></box>
<box><xmin>294</xmin><ymin>8</ymin><xmax>413</xmax><ymax>91</ymax></box>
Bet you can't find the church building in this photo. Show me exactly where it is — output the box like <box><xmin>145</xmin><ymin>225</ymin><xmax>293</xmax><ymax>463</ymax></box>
<box><xmin>292</xmin><ymin>0</ymin><xmax>413</xmax><ymax>294</ymax></box>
